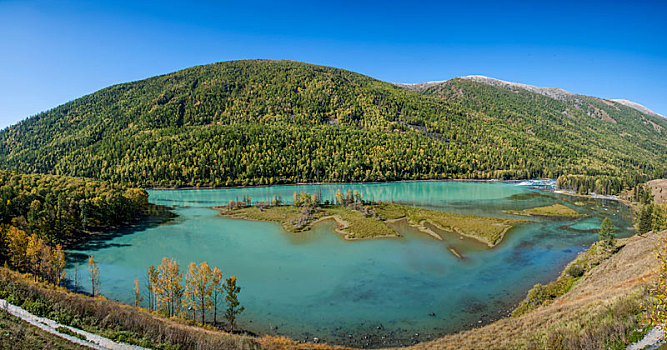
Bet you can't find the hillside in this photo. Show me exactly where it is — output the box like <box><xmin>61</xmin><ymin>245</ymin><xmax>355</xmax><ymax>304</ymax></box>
<box><xmin>412</xmin><ymin>76</ymin><xmax>667</xmax><ymax>184</ymax></box>
<box><xmin>0</xmin><ymin>60</ymin><xmax>665</xmax><ymax>188</ymax></box>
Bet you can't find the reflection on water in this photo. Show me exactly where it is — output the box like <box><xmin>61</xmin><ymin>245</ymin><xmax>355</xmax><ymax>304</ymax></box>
<box><xmin>65</xmin><ymin>181</ymin><xmax>634</xmax><ymax>348</ymax></box>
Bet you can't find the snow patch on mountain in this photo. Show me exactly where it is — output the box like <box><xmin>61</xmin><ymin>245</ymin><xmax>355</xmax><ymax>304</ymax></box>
<box><xmin>612</xmin><ymin>99</ymin><xmax>664</xmax><ymax>118</ymax></box>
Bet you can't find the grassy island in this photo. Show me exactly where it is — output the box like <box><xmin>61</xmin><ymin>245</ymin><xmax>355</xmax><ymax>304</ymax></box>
<box><xmin>217</xmin><ymin>190</ymin><xmax>525</xmax><ymax>247</ymax></box>
<box><xmin>503</xmin><ymin>203</ymin><xmax>584</xmax><ymax>218</ymax></box>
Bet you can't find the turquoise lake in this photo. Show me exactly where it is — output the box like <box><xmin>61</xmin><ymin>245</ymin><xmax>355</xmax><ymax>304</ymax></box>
<box><xmin>65</xmin><ymin>180</ymin><xmax>634</xmax><ymax>348</ymax></box>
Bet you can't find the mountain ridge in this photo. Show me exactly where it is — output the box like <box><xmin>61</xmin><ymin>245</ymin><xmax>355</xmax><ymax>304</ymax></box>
<box><xmin>397</xmin><ymin>75</ymin><xmax>664</xmax><ymax>118</ymax></box>
<box><xmin>0</xmin><ymin>59</ymin><xmax>665</xmax><ymax>189</ymax></box>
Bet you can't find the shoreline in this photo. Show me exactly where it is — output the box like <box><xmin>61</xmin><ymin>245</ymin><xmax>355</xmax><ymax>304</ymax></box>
<box><xmin>554</xmin><ymin>189</ymin><xmax>637</xmax><ymax>210</ymax></box>
<box><xmin>145</xmin><ymin>177</ymin><xmax>548</xmax><ymax>191</ymax></box>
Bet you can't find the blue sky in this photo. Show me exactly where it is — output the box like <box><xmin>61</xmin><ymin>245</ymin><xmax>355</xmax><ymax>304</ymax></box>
<box><xmin>1</xmin><ymin>0</ymin><xmax>666</xmax><ymax>128</ymax></box>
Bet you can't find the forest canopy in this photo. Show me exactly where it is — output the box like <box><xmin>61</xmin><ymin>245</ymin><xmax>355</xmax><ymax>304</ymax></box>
<box><xmin>0</xmin><ymin>60</ymin><xmax>664</xmax><ymax>190</ymax></box>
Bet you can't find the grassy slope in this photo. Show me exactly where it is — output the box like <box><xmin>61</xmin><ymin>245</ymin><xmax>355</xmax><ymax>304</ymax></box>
<box><xmin>646</xmin><ymin>179</ymin><xmax>667</xmax><ymax>205</ymax></box>
<box><xmin>401</xmin><ymin>231</ymin><xmax>663</xmax><ymax>350</ymax></box>
<box><xmin>0</xmin><ymin>268</ymin><xmax>262</xmax><ymax>350</ymax></box>
<box><xmin>0</xmin><ymin>309</ymin><xmax>88</xmax><ymax>350</ymax></box>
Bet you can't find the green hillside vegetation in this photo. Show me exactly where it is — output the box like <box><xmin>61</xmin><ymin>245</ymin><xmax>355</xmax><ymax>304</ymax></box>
<box><xmin>0</xmin><ymin>170</ymin><xmax>149</xmax><ymax>246</ymax></box>
<box><xmin>0</xmin><ymin>60</ymin><xmax>665</xmax><ymax>189</ymax></box>
<box><xmin>503</xmin><ymin>203</ymin><xmax>584</xmax><ymax>218</ymax></box>
<box><xmin>0</xmin><ymin>308</ymin><xmax>88</xmax><ymax>350</ymax></box>
<box><xmin>220</xmin><ymin>192</ymin><xmax>523</xmax><ymax>246</ymax></box>
<box><xmin>418</xmin><ymin>78</ymin><xmax>667</xmax><ymax>193</ymax></box>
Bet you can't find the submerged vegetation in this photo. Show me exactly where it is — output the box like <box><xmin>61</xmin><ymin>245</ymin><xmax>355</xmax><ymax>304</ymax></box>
<box><xmin>220</xmin><ymin>190</ymin><xmax>524</xmax><ymax>246</ymax></box>
<box><xmin>503</xmin><ymin>203</ymin><xmax>584</xmax><ymax>218</ymax></box>
<box><xmin>414</xmin><ymin>229</ymin><xmax>663</xmax><ymax>350</ymax></box>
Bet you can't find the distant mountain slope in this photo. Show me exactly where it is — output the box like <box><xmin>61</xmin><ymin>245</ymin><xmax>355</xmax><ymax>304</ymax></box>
<box><xmin>612</xmin><ymin>99</ymin><xmax>664</xmax><ymax>119</ymax></box>
<box><xmin>412</xmin><ymin>76</ymin><xmax>667</xmax><ymax>185</ymax></box>
<box><xmin>0</xmin><ymin>60</ymin><xmax>665</xmax><ymax>189</ymax></box>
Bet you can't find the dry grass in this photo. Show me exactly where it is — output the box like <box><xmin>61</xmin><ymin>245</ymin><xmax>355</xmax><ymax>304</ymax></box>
<box><xmin>0</xmin><ymin>268</ymin><xmax>262</xmax><ymax>349</ymax></box>
<box><xmin>504</xmin><ymin>203</ymin><xmax>584</xmax><ymax>218</ymax></box>
<box><xmin>646</xmin><ymin>179</ymin><xmax>667</xmax><ymax>205</ymax></box>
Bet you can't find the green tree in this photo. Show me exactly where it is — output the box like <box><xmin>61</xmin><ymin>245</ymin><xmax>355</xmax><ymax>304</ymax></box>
<box><xmin>638</xmin><ymin>204</ymin><xmax>655</xmax><ymax>235</ymax></box>
<box><xmin>223</xmin><ymin>276</ymin><xmax>244</xmax><ymax>332</ymax></box>
<box><xmin>598</xmin><ymin>217</ymin><xmax>616</xmax><ymax>251</ymax></box>
<box><xmin>653</xmin><ymin>205</ymin><xmax>666</xmax><ymax>233</ymax></box>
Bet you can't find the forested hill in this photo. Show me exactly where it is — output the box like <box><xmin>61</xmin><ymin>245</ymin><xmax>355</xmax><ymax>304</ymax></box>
<box><xmin>0</xmin><ymin>59</ymin><xmax>665</xmax><ymax>189</ymax></box>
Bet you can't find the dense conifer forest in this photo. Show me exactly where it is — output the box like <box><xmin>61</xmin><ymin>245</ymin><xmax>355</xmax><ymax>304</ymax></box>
<box><xmin>0</xmin><ymin>170</ymin><xmax>149</xmax><ymax>249</ymax></box>
<box><xmin>0</xmin><ymin>60</ymin><xmax>665</xmax><ymax>190</ymax></box>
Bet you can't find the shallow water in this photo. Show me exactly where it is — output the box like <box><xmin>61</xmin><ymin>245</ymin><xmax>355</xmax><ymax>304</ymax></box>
<box><xmin>66</xmin><ymin>180</ymin><xmax>634</xmax><ymax>347</ymax></box>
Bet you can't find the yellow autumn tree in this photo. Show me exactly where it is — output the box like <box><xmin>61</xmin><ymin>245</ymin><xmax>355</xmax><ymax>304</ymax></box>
<box><xmin>184</xmin><ymin>261</ymin><xmax>214</xmax><ymax>323</ymax></box>
<box><xmin>156</xmin><ymin>257</ymin><xmax>183</xmax><ymax>317</ymax></box>
<box><xmin>48</xmin><ymin>244</ymin><xmax>66</xmax><ymax>285</ymax></box>
<box><xmin>211</xmin><ymin>266</ymin><xmax>223</xmax><ymax>325</ymax></box>
<box><xmin>146</xmin><ymin>264</ymin><xmax>158</xmax><ymax>311</ymax></box>
<box><xmin>134</xmin><ymin>278</ymin><xmax>143</xmax><ymax>307</ymax></box>
<box><xmin>5</xmin><ymin>226</ymin><xmax>29</xmax><ymax>271</ymax></box>
<box><xmin>26</xmin><ymin>234</ymin><xmax>48</xmax><ymax>280</ymax></box>
<box><xmin>88</xmin><ymin>256</ymin><xmax>101</xmax><ymax>296</ymax></box>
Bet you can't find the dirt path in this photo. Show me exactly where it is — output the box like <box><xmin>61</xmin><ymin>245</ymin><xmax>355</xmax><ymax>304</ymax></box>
<box><xmin>1</xmin><ymin>298</ymin><xmax>148</xmax><ymax>350</ymax></box>
<box><xmin>627</xmin><ymin>327</ymin><xmax>664</xmax><ymax>350</ymax></box>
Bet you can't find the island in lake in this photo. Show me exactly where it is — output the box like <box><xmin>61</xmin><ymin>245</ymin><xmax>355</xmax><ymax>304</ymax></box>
<box><xmin>503</xmin><ymin>203</ymin><xmax>585</xmax><ymax>218</ymax></box>
<box><xmin>217</xmin><ymin>190</ymin><xmax>525</xmax><ymax>248</ymax></box>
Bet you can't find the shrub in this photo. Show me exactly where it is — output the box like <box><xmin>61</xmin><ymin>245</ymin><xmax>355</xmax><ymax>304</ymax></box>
<box><xmin>56</xmin><ymin>326</ymin><xmax>87</xmax><ymax>341</ymax></box>
<box><xmin>566</xmin><ymin>264</ymin><xmax>585</xmax><ymax>278</ymax></box>
<box><xmin>21</xmin><ymin>301</ymin><xmax>48</xmax><ymax>316</ymax></box>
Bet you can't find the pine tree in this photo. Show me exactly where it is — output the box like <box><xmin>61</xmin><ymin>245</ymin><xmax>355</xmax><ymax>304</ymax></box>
<box><xmin>653</xmin><ymin>205</ymin><xmax>666</xmax><ymax>233</ymax></box>
<box><xmin>598</xmin><ymin>217</ymin><xmax>615</xmax><ymax>252</ymax></box>
<box><xmin>638</xmin><ymin>204</ymin><xmax>655</xmax><ymax>235</ymax></box>
<box><xmin>223</xmin><ymin>276</ymin><xmax>244</xmax><ymax>332</ymax></box>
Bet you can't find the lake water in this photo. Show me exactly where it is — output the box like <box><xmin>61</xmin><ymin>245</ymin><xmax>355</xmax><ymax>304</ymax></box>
<box><xmin>65</xmin><ymin>180</ymin><xmax>634</xmax><ymax>348</ymax></box>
